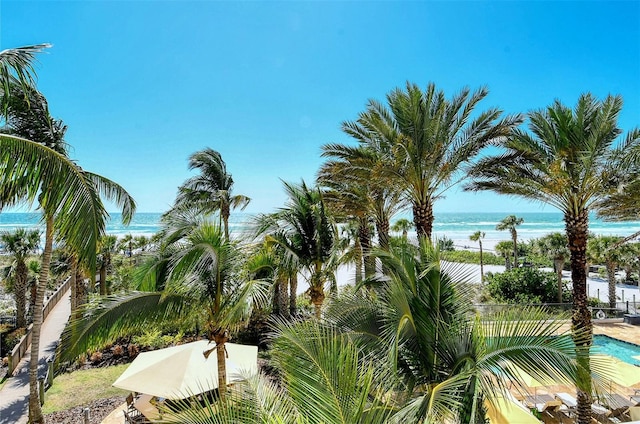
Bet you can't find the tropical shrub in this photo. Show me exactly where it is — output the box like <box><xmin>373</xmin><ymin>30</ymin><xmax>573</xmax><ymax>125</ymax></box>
<box><xmin>485</xmin><ymin>267</ymin><xmax>565</xmax><ymax>304</ymax></box>
<box><xmin>441</xmin><ymin>249</ymin><xmax>504</xmax><ymax>265</ymax></box>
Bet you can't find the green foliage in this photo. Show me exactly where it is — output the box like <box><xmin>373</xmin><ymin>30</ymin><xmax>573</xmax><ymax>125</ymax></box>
<box><xmin>485</xmin><ymin>268</ymin><xmax>563</xmax><ymax>304</ymax></box>
<box><xmin>437</xmin><ymin>236</ymin><xmax>455</xmax><ymax>251</ymax></box>
<box><xmin>132</xmin><ymin>329</ymin><xmax>184</xmax><ymax>350</ymax></box>
<box><xmin>2</xmin><ymin>327</ymin><xmax>26</xmax><ymax>353</ymax></box>
<box><xmin>441</xmin><ymin>249</ymin><xmax>504</xmax><ymax>265</ymax></box>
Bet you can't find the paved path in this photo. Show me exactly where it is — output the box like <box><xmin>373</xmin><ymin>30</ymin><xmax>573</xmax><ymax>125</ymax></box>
<box><xmin>0</xmin><ymin>289</ymin><xmax>71</xmax><ymax>424</ymax></box>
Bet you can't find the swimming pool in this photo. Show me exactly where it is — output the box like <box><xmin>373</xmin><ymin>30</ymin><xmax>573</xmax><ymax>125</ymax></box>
<box><xmin>593</xmin><ymin>335</ymin><xmax>640</xmax><ymax>365</ymax></box>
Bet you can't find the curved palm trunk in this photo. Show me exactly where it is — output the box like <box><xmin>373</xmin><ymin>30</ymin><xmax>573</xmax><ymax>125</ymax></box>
<box><xmin>554</xmin><ymin>258</ymin><xmax>565</xmax><ymax>303</ymax></box>
<box><xmin>607</xmin><ymin>261</ymin><xmax>617</xmax><ymax>309</ymax></box>
<box><xmin>289</xmin><ymin>273</ymin><xmax>298</xmax><ymax>316</ymax></box>
<box><xmin>412</xmin><ymin>200</ymin><xmax>433</xmax><ymax>240</ymax></box>
<box><xmin>478</xmin><ymin>240</ymin><xmax>484</xmax><ymax>285</ymax></box>
<box><xmin>354</xmin><ymin>236</ymin><xmax>363</xmax><ymax>285</ymax></box>
<box><xmin>565</xmin><ymin>210</ymin><xmax>592</xmax><ymax>424</ymax></box>
<box><xmin>29</xmin><ymin>215</ymin><xmax>53</xmax><ymax>424</ymax></box>
<box><xmin>15</xmin><ymin>260</ymin><xmax>28</xmax><ymax>328</ymax></box>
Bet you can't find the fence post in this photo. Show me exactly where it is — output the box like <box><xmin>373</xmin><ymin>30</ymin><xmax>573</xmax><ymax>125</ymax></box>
<box><xmin>626</xmin><ymin>301</ymin><xmax>629</xmax><ymax>314</ymax></box>
<box><xmin>47</xmin><ymin>358</ymin><xmax>54</xmax><ymax>387</ymax></box>
<box><xmin>83</xmin><ymin>408</ymin><xmax>90</xmax><ymax>424</ymax></box>
<box><xmin>597</xmin><ymin>289</ymin><xmax>600</xmax><ymax>302</ymax></box>
<box><xmin>634</xmin><ymin>294</ymin><xmax>636</xmax><ymax>312</ymax></box>
<box><xmin>622</xmin><ymin>289</ymin><xmax>625</xmax><ymax>303</ymax></box>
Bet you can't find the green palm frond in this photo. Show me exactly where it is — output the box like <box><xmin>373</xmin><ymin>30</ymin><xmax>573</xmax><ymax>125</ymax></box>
<box><xmin>57</xmin><ymin>292</ymin><xmax>192</xmax><ymax>364</ymax></box>
<box><xmin>271</xmin><ymin>319</ymin><xmax>395</xmax><ymax>424</ymax></box>
<box><xmin>0</xmin><ymin>44</ymin><xmax>51</xmax><ymax>110</ymax></box>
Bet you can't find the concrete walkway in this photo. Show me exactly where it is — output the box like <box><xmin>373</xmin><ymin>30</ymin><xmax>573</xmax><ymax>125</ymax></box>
<box><xmin>0</xmin><ymin>289</ymin><xmax>71</xmax><ymax>424</ymax></box>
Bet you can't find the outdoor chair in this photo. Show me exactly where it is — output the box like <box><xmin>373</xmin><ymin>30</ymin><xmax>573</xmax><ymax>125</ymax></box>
<box><xmin>630</xmin><ymin>406</ymin><xmax>640</xmax><ymax>421</ymax></box>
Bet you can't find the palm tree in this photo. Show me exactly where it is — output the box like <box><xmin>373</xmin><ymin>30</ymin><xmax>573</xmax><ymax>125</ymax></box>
<box><xmin>59</xmin><ymin>217</ymin><xmax>266</xmax><ymax>401</ymax></box>
<box><xmin>465</xmin><ymin>93</ymin><xmax>640</xmax><ymax>423</ymax></box>
<box><xmin>587</xmin><ymin>235</ymin><xmax>624</xmax><ymax>309</ymax></box>
<box><xmin>535</xmin><ymin>232</ymin><xmax>569</xmax><ymax>303</ymax></box>
<box><xmin>174</xmin><ymin>148</ymin><xmax>250</xmax><ymax>241</ymax></box>
<box><xmin>97</xmin><ymin>234</ymin><xmax>118</xmax><ymax>295</ymax></box>
<box><xmin>253</xmin><ymin>180</ymin><xmax>338</xmax><ymax>319</ymax></box>
<box><xmin>391</xmin><ymin>218</ymin><xmax>412</xmax><ymax>240</ymax></box>
<box><xmin>469</xmin><ymin>230</ymin><xmax>485</xmax><ymax>283</ymax></box>
<box><xmin>495</xmin><ymin>240</ymin><xmax>513</xmax><ymax>270</ymax></box>
<box><xmin>496</xmin><ymin>215</ymin><xmax>523</xmax><ymax>268</ymax></box>
<box><xmin>326</xmin><ymin>240</ymin><xmax>580</xmax><ymax>422</ymax></box>
<box><xmin>345</xmin><ymin>82</ymin><xmax>521</xmax><ymax>240</ymax></box>
<box><xmin>0</xmin><ymin>228</ymin><xmax>40</xmax><ymax>327</ymax></box>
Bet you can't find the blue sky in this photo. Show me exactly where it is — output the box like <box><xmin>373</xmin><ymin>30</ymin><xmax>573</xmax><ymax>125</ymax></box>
<box><xmin>2</xmin><ymin>1</ymin><xmax>639</xmax><ymax>214</ymax></box>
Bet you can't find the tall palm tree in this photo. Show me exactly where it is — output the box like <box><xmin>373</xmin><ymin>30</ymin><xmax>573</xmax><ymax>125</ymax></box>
<box><xmin>0</xmin><ymin>228</ymin><xmax>40</xmax><ymax>328</ymax></box>
<box><xmin>587</xmin><ymin>235</ymin><xmax>624</xmax><ymax>309</ymax></box>
<box><xmin>535</xmin><ymin>232</ymin><xmax>569</xmax><ymax>303</ymax></box>
<box><xmin>465</xmin><ymin>93</ymin><xmax>640</xmax><ymax>424</ymax></box>
<box><xmin>174</xmin><ymin>148</ymin><xmax>250</xmax><ymax>241</ymax></box>
<box><xmin>345</xmin><ymin>82</ymin><xmax>521</xmax><ymax>240</ymax></box>
<box><xmin>496</xmin><ymin>215</ymin><xmax>524</xmax><ymax>268</ymax></box>
<box><xmin>469</xmin><ymin>230</ymin><xmax>485</xmax><ymax>283</ymax></box>
<box><xmin>253</xmin><ymin>180</ymin><xmax>338</xmax><ymax>319</ymax></box>
<box><xmin>494</xmin><ymin>240</ymin><xmax>514</xmax><ymax>270</ymax></box>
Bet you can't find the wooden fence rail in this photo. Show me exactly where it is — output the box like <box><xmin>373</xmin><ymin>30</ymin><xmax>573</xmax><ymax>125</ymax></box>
<box><xmin>7</xmin><ymin>275</ymin><xmax>71</xmax><ymax>376</ymax></box>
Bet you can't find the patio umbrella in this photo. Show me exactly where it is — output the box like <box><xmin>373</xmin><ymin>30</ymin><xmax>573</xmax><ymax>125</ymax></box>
<box><xmin>506</xmin><ymin>363</ymin><xmax>552</xmax><ymax>403</ymax></box>
<box><xmin>485</xmin><ymin>394</ymin><xmax>540</xmax><ymax>424</ymax></box>
<box><xmin>592</xmin><ymin>354</ymin><xmax>640</xmax><ymax>388</ymax></box>
<box><xmin>113</xmin><ymin>340</ymin><xmax>258</xmax><ymax>399</ymax></box>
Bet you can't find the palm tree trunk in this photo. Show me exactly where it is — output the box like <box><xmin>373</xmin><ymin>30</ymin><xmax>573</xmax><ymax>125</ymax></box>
<box><xmin>289</xmin><ymin>273</ymin><xmax>298</xmax><ymax>316</ymax></box>
<box><xmin>29</xmin><ymin>214</ymin><xmax>53</xmax><ymax>424</ymax></box>
<box><xmin>75</xmin><ymin>266</ymin><xmax>86</xmax><ymax>312</ymax></box>
<box><xmin>99</xmin><ymin>265</ymin><xmax>107</xmax><ymax>295</ymax></box>
<box><xmin>554</xmin><ymin>258</ymin><xmax>564</xmax><ymax>303</ymax></box>
<box><xmin>212</xmin><ymin>333</ymin><xmax>228</xmax><ymax>402</ymax></box>
<box><xmin>354</xmin><ymin>236</ymin><xmax>362</xmax><ymax>285</ymax></box>
<box><xmin>511</xmin><ymin>230</ymin><xmax>518</xmax><ymax>268</ymax></box>
<box><xmin>15</xmin><ymin>260</ymin><xmax>27</xmax><ymax>328</ymax></box>
<box><xmin>376</xmin><ymin>216</ymin><xmax>390</xmax><ymax>251</ymax></box>
<box><xmin>565</xmin><ymin>210</ymin><xmax>592</xmax><ymax>424</ymax></box>
<box><xmin>70</xmin><ymin>256</ymin><xmax>77</xmax><ymax>312</ymax></box>
<box><xmin>222</xmin><ymin>204</ymin><xmax>230</xmax><ymax>242</ymax></box>
<box><xmin>412</xmin><ymin>200</ymin><xmax>433</xmax><ymax>240</ymax></box>
<box><xmin>479</xmin><ymin>241</ymin><xmax>484</xmax><ymax>285</ymax></box>
<box><xmin>359</xmin><ymin>220</ymin><xmax>374</xmax><ymax>279</ymax></box>
<box><xmin>607</xmin><ymin>261</ymin><xmax>617</xmax><ymax>309</ymax></box>
<box><xmin>277</xmin><ymin>271</ymin><xmax>289</xmax><ymax>318</ymax></box>
<box><xmin>309</xmin><ymin>263</ymin><xmax>325</xmax><ymax>319</ymax></box>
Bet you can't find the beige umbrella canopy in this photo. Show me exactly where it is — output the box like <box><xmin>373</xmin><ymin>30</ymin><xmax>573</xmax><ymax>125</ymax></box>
<box><xmin>485</xmin><ymin>394</ymin><xmax>541</xmax><ymax>424</ymax></box>
<box><xmin>113</xmin><ymin>340</ymin><xmax>258</xmax><ymax>399</ymax></box>
<box><xmin>592</xmin><ymin>354</ymin><xmax>640</xmax><ymax>388</ymax></box>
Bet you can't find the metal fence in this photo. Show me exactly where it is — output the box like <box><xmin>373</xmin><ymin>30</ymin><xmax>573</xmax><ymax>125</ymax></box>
<box><xmin>472</xmin><ymin>302</ymin><xmax>635</xmax><ymax>320</ymax></box>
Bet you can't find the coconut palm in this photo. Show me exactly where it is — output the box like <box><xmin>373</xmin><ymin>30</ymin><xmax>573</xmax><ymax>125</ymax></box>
<box><xmin>535</xmin><ymin>232</ymin><xmax>570</xmax><ymax>303</ymax></box>
<box><xmin>345</xmin><ymin>82</ymin><xmax>521</xmax><ymax>240</ymax></box>
<box><xmin>253</xmin><ymin>180</ymin><xmax>338</xmax><ymax>319</ymax></box>
<box><xmin>494</xmin><ymin>240</ymin><xmax>513</xmax><ymax>270</ymax></box>
<box><xmin>469</xmin><ymin>230</ymin><xmax>485</xmax><ymax>283</ymax></box>
<box><xmin>59</xmin><ymin>215</ymin><xmax>267</xmax><ymax>401</ymax></box>
<box><xmin>587</xmin><ymin>235</ymin><xmax>624</xmax><ymax>309</ymax></box>
<box><xmin>326</xmin><ymin>240</ymin><xmax>580</xmax><ymax>423</ymax></box>
<box><xmin>496</xmin><ymin>215</ymin><xmax>523</xmax><ymax>268</ymax></box>
<box><xmin>97</xmin><ymin>234</ymin><xmax>118</xmax><ymax>295</ymax></box>
<box><xmin>391</xmin><ymin>218</ymin><xmax>412</xmax><ymax>240</ymax></box>
<box><xmin>0</xmin><ymin>228</ymin><xmax>40</xmax><ymax>327</ymax></box>
<box><xmin>174</xmin><ymin>148</ymin><xmax>250</xmax><ymax>241</ymax></box>
<box><xmin>465</xmin><ymin>93</ymin><xmax>640</xmax><ymax>423</ymax></box>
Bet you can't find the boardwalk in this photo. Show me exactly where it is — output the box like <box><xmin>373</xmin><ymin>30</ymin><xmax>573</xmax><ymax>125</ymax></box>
<box><xmin>0</xmin><ymin>289</ymin><xmax>71</xmax><ymax>424</ymax></box>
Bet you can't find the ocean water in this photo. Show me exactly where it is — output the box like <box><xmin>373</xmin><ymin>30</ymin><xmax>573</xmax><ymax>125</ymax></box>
<box><xmin>1</xmin><ymin>211</ymin><xmax>640</xmax><ymax>242</ymax></box>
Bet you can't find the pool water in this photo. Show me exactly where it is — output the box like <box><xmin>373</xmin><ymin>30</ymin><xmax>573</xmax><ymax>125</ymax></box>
<box><xmin>593</xmin><ymin>335</ymin><xmax>640</xmax><ymax>365</ymax></box>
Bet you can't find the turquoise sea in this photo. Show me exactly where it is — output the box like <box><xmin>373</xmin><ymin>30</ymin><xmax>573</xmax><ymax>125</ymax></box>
<box><xmin>1</xmin><ymin>211</ymin><xmax>640</xmax><ymax>243</ymax></box>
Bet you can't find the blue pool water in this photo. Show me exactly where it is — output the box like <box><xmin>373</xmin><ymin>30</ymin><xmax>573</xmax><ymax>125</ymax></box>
<box><xmin>593</xmin><ymin>335</ymin><xmax>640</xmax><ymax>365</ymax></box>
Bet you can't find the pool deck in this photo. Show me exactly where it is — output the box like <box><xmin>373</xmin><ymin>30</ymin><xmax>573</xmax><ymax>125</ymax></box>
<box><xmin>592</xmin><ymin>320</ymin><xmax>640</xmax><ymax>344</ymax></box>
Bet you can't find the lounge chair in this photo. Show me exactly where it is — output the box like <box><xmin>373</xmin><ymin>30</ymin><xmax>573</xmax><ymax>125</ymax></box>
<box><xmin>535</xmin><ymin>399</ymin><xmax>562</xmax><ymax>413</ymax></box>
<box><xmin>630</xmin><ymin>406</ymin><xmax>640</xmax><ymax>421</ymax></box>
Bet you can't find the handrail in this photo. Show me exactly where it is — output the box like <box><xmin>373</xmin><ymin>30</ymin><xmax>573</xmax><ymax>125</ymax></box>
<box><xmin>7</xmin><ymin>275</ymin><xmax>71</xmax><ymax>376</ymax></box>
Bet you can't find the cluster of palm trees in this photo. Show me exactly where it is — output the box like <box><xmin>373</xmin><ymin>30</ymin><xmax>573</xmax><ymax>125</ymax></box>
<box><xmin>2</xmin><ymin>42</ymin><xmax>640</xmax><ymax>423</ymax></box>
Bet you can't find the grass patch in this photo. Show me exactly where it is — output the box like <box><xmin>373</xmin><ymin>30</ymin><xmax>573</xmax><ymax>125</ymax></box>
<box><xmin>43</xmin><ymin>364</ymin><xmax>129</xmax><ymax>414</ymax></box>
